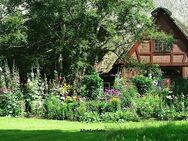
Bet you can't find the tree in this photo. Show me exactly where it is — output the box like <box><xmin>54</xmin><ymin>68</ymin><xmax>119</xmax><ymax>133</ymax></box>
<box><xmin>0</xmin><ymin>0</ymin><xmax>170</xmax><ymax>82</ymax></box>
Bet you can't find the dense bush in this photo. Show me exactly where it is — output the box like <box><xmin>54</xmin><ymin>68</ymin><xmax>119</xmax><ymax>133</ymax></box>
<box><xmin>135</xmin><ymin>94</ymin><xmax>162</xmax><ymax>119</ymax></box>
<box><xmin>122</xmin><ymin>84</ymin><xmax>137</xmax><ymax>108</ymax></box>
<box><xmin>76</xmin><ymin>102</ymin><xmax>87</xmax><ymax>121</ymax></box>
<box><xmin>132</xmin><ymin>75</ymin><xmax>153</xmax><ymax>95</ymax></box>
<box><xmin>80</xmin><ymin>112</ymin><xmax>100</xmax><ymax>122</ymax></box>
<box><xmin>85</xmin><ymin>100</ymin><xmax>121</xmax><ymax>114</ymax></box>
<box><xmin>172</xmin><ymin>78</ymin><xmax>188</xmax><ymax>95</ymax></box>
<box><xmin>25</xmin><ymin>68</ymin><xmax>49</xmax><ymax>117</ymax></box>
<box><xmin>80</xmin><ymin>73</ymin><xmax>103</xmax><ymax>100</ymax></box>
<box><xmin>174</xmin><ymin>112</ymin><xmax>188</xmax><ymax>120</ymax></box>
<box><xmin>157</xmin><ymin>107</ymin><xmax>177</xmax><ymax>120</ymax></box>
<box><xmin>100</xmin><ymin>111</ymin><xmax>123</xmax><ymax>122</ymax></box>
<box><xmin>0</xmin><ymin>91</ymin><xmax>24</xmax><ymax>117</ymax></box>
<box><xmin>65</xmin><ymin>102</ymin><xmax>78</xmax><ymax>121</ymax></box>
<box><xmin>0</xmin><ymin>64</ymin><xmax>25</xmax><ymax>117</ymax></box>
<box><xmin>30</xmin><ymin>100</ymin><xmax>45</xmax><ymax>117</ymax></box>
<box><xmin>114</xmin><ymin>75</ymin><xmax>126</xmax><ymax>94</ymax></box>
<box><xmin>100</xmin><ymin>110</ymin><xmax>140</xmax><ymax>122</ymax></box>
<box><xmin>108</xmin><ymin>97</ymin><xmax>121</xmax><ymax>112</ymax></box>
<box><xmin>123</xmin><ymin>109</ymin><xmax>140</xmax><ymax>121</ymax></box>
<box><xmin>44</xmin><ymin>95</ymin><xmax>65</xmax><ymax>120</ymax></box>
<box><xmin>1</xmin><ymin>63</ymin><xmax>188</xmax><ymax>123</ymax></box>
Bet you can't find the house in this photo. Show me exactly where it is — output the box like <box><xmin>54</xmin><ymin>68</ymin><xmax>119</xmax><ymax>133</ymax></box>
<box><xmin>96</xmin><ymin>7</ymin><xmax>188</xmax><ymax>88</ymax></box>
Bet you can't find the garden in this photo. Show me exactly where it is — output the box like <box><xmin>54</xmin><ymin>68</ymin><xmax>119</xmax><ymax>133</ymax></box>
<box><xmin>1</xmin><ymin>62</ymin><xmax>188</xmax><ymax>123</ymax></box>
<box><xmin>1</xmin><ymin>0</ymin><xmax>188</xmax><ymax>140</ymax></box>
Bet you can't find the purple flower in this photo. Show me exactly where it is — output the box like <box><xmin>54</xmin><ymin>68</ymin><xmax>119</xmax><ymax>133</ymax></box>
<box><xmin>104</xmin><ymin>88</ymin><xmax>121</xmax><ymax>95</ymax></box>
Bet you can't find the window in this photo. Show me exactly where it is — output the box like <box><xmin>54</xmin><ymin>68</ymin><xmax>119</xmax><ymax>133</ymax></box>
<box><xmin>154</xmin><ymin>40</ymin><xmax>172</xmax><ymax>52</ymax></box>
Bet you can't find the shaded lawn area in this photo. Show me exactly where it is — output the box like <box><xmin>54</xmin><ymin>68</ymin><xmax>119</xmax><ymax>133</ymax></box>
<box><xmin>0</xmin><ymin>117</ymin><xmax>188</xmax><ymax>141</ymax></box>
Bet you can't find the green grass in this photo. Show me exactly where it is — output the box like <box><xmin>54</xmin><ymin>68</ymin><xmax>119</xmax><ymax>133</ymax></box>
<box><xmin>0</xmin><ymin>117</ymin><xmax>188</xmax><ymax>141</ymax></box>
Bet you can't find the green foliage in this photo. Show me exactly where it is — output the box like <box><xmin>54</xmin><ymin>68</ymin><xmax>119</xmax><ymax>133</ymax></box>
<box><xmin>1</xmin><ymin>0</ymin><xmax>157</xmax><ymax>83</ymax></box>
<box><xmin>0</xmin><ymin>91</ymin><xmax>24</xmax><ymax>117</ymax></box>
<box><xmin>114</xmin><ymin>75</ymin><xmax>126</xmax><ymax>93</ymax></box>
<box><xmin>0</xmin><ymin>11</ymin><xmax>27</xmax><ymax>48</ymax></box>
<box><xmin>80</xmin><ymin>73</ymin><xmax>103</xmax><ymax>100</ymax></box>
<box><xmin>80</xmin><ymin>112</ymin><xmax>100</xmax><ymax>123</ymax></box>
<box><xmin>132</xmin><ymin>75</ymin><xmax>153</xmax><ymax>95</ymax></box>
<box><xmin>100</xmin><ymin>112</ymin><xmax>123</xmax><ymax>122</ymax></box>
<box><xmin>76</xmin><ymin>102</ymin><xmax>87</xmax><ymax>121</ymax></box>
<box><xmin>122</xmin><ymin>84</ymin><xmax>138</xmax><ymax>108</ymax></box>
<box><xmin>157</xmin><ymin>107</ymin><xmax>177</xmax><ymax>120</ymax></box>
<box><xmin>122</xmin><ymin>109</ymin><xmax>140</xmax><ymax>122</ymax></box>
<box><xmin>146</xmin><ymin>26</ymin><xmax>174</xmax><ymax>45</ymax></box>
<box><xmin>108</xmin><ymin>97</ymin><xmax>121</xmax><ymax>112</ymax></box>
<box><xmin>44</xmin><ymin>94</ymin><xmax>65</xmax><ymax>120</ymax></box>
<box><xmin>125</xmin><ymin>59</ymin><xmax>162</xmax><ymax>79</ymax></box>
<box><xmin>30</xmin><ymin>100</ymin><xmax>45</xmax><ymax>117</ymax></box>
<box><xmin>0</xmin><ymin>63</ymin><xmax>24</xmax><ymax>117</ymax></box>
<box><xmin>65</xmin><ymin>102</ymin><xmax>78</xmax><ymax>121</ymax></box>
<box><xmin>25</xmin><ymin>67</ymin><xmax>49</xmax><ymax>117</ymax></box>
<box><xmin>174</xmin><ymin>112</ymin><xmax>188</xmax><ymax>120</ymax></box>
<box><xmin>85</xmin><ymin>100</ymin><xmax>106</xmax><ymax>113</ymax></box>
<box><xmin>172</xmin><ymin>78</ymin><xmax>188</xmax><ymax>95</ymax></box>
<box><xmin>135</xmin><ymin>94</ymin><xmax>162</xmax><ymax>119</ymax></box>
<box><xmin>101</xmin><ymin>110</ymin><xmax>140</xmax><ymax>122</ymax></box>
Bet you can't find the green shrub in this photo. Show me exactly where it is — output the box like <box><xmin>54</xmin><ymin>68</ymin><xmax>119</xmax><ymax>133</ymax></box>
<box><xmin>173</xmin><ymin>96</ymin><xmax>185</xmax><ymax>112</ymax></box>
<box><xmin>122</xmin><ymin>84</ymin><xmax>137</xmax><ymax>108</ymax></box>
<box><xmin>80</xmin><ymin>73</ymin><xmax>103</xmax><ymax>100</ymax></box>
<box><xmin>0</xmin><ymin>108</ymin><xmax>3</xmax><ymax>116</ymax></box>
<box><xmin>172</xmin><ymin>78</ymin><xmax>188</xmax><ymax>95</ymax></box>
<box><xmin>85</xmin><ymin>100</ymin><xmax>107</xmax><ymax>113</ymax></box>
<box><xmin>174</xmin><ymin>112</ymin><xmax>188</xmax><ymax>120</ymax></box>
<box><xmin>85</xmin><ymin>100</ymin><xmax>99</xmax><ymax>112</ymax></box>
<box><xmin>132</xmin><ymin>75</ymin><xmax>153</xmax><ymax>95</ymax></box>
<box><xmin>44</xmin><ymin>95</ymin><xmax>65</xmax><ymax>120</ymax></box>
<box><xmin>85</xmin><ymin>100</ymin><xmax>121</xmax><ymax>114</ymax></box>
<box><xmin>122</xmin><ymin>110</ymin><xmax>140</xmax><ymax>121</ymax></box>
<box><xmin>80</xmin><ymin>112</ymin><xmax>100</xmax><ymax>122</ymax></box>
<box><xmin>114</xmin><ymin>75</ymin><xmax>126</xmax><ymax>94</ymax></box>
<box><xmin>100</xmin><ymin>110</ymin><xmax>140</xmax><ymax>122</ymax></box>
<box><xmin>65</xmin><ymin>102</ymin><xmax>78</xmax><ymax>121</ymax></box>
<box><xmin>157</xmin><ymin>107</ymin><xmax>176</xmax><ymax>120</ymax></box>
<box><xmin>135</xmin><ymin>94</ymin><xmax>162</xmax><ymax>119</ymax></box>
<box><xmin>100</xmin><ymin>112</ymin><xmax>122</xmax><ymax>122</ymax></box>
<box><xmin>30</xmin><ymin>100</ymin><xmax>45</xmax><ymax>117</ymax></box>
<box><xmin>108</xmin><ymin>97</ymin><xmax>121</xmax><ymax>112</ymax></box>
<box><xmin>76</xmin><ymin>102</ymin><xmax>87</xmax><ymax>121</ymax></box>
<box><xmin>0</xmin><ymin>91</ymin><xmax>24</xmax><ymax>117</ymax></box>
<box><xmin>0</xmin><ymin>63</ymin><xmax>24</xmax><ymax>117</ymax></box>
<box><xmin>164</xmin><ymin>94</ymin><xmax>187</xmax><ymax>112</ymax></box>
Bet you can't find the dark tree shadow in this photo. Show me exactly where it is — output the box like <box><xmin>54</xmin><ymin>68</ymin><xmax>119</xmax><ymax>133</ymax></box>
<box><xmin>0</xmin><ymin>122</ymin><xmax>188</xmax><ymax>141</ymax></box>
<box><xmin>106</xmin><ymin>122</ymin><xmax>188</xmax><ymax>141</ymax></box>
<box><xmin>0</xmin><ymin>129</ymin><xmax>105</xmax><ymax>141</ymax></box>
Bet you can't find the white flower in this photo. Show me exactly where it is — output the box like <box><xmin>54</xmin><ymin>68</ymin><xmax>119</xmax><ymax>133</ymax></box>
<box><xmin>31</xmin><ymin>72</ymin><xmax>34</xmax><ymax>78</ymax></box>
<box><xmin>166</xmin><ymin>95</ymin><xmax>173</xmax><ymax>100</ymax></box>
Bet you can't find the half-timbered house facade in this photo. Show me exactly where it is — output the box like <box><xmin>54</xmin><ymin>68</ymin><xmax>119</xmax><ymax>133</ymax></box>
<box><xmin>98</xmin><ymin>7</ymin><xmax>188</xmax><ymax>88</ymax></box>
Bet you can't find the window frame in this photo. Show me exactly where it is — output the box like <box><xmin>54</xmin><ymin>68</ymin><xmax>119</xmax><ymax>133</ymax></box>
<box><xmin>154</xmin><ymin>40</ymin><xmax>172</xmax><ymax>53</ymax></box>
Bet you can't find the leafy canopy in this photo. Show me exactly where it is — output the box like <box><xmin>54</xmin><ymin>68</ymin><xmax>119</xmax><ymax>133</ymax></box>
<box><xmin>0</xmin><ymin>0</ymin><xmax>169</xmax><ymax>82</ymax></box>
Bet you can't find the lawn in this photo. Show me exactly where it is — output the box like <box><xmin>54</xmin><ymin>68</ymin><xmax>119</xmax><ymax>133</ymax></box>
<box><xmin>0</xmin><ymin>117</ymin><xmax>188</xmax><ymax>141</ymax></box>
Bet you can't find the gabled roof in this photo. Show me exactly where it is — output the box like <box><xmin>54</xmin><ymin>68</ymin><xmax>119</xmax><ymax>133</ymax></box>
<box><xmin>96</xmin><ymin>7</ymin><xmax>188</xmax><ymax>74</ymax></box>
<box><xmin>152</xmin><ymin>7</ymin><xmax>188</xmax><ymax>40</ymax></box>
